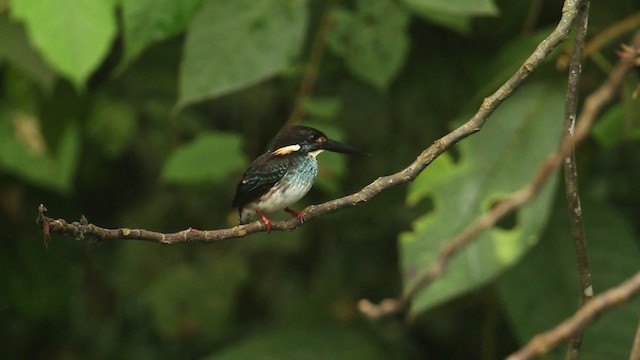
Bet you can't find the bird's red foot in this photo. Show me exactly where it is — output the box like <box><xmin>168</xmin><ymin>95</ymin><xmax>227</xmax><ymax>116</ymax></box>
<box><xmin>285</xmin><ymin>207</ymin><xmax>305</xmax><ymax>223</ymax></box>
<box><xmin>256</xmin><ymin>210</ymin><xmax>272</xmax><ymax>232</ymax></box>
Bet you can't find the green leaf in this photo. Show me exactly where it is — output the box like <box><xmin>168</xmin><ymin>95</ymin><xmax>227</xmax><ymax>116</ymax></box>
<box><xmin>161</xmin><ymin>132</ymin><xmax>247</xmax><ymax>184</ymax></box>
<box><xmin>10</xmin><ymin>0</ymin><xmax>117</xmax><ymax>89</ymax></box>
<box><xmin>0</xmin><ymin>111</ymin><xmax>79</xmax><ymax>193</ymax></box>
<box><xmin>327</xmin><ymin>0</ymin><xmax>410</xmax><ymax>89</ymax></box>
<box><xmin>206</xmin><ymin>327</ymin><xmax>385</xmax><ymax>360</ymax></box>
<box><xmin>121</xmin><ymin>0</ymin><xmax>201</xmax><ymax>67</ymax></box>
<box><xmin>498</xmin><ymin>200</ymin><xmax>640</xmax><ymax>360</ymax></box>
<box><xmin>177</xmin><ymin>0</ymin><xmax>308</xmax><ymax>108</ymax></box>
<box><xmin>0</xmin><ymin>17</ymin><xmax>56</xmax><ymax>91</ymax></box>
<box><xmin>400</xmin><ymin>82</ymin><xmax>564</xmax><ymax>316</ymax></box>
<box><xmin>400</xmin><ymin>0</ymin><xmax>498</xmax><ymax>33</ymax></box>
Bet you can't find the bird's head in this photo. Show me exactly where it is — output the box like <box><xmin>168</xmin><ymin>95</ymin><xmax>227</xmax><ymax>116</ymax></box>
<box><xmin>270</xmin><ymin>125</ymin><xmax>368</xmax><ymax>157</ymax></box>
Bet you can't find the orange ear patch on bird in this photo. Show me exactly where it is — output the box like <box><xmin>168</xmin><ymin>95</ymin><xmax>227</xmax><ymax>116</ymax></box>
<box><xmin>272</xmin><ymin>144</ymin><xmax>301</xmax><ymax>156</ymax></box>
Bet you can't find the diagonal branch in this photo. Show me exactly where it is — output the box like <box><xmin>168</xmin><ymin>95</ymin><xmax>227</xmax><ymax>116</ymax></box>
<box><xmin>38</xmin><ymin>0</ymin><xmax>584</xmax><ymax>245</ymax></box>
<box><xmin>358</xmin><ymin>33</ymin><xmax>640</xmax><ymax>320</ymax></box>
<box><xmin>506</xmin><ymin>271</ymin><xmax>640</xmax><ymax>360</ymax></box>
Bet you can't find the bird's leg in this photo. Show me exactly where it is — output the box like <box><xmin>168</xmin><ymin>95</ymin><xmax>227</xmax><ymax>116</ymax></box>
<box><xmin>285</xmin><ymin>207</ymin><xmax>305</xmax><ymax>223</ymax></box>
<box><xmin>256</xmin><ymin>210</ymin><xmax>272</xmax><ymax>232</ymax></box>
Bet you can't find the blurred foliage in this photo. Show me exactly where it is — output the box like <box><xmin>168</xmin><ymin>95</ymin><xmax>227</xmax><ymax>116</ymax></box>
<box><xmin>326</xmin><ymin>0</ymin><xmax>410</xmax><ymax>89</ymax></box>
<box><xmin>1</xmin><ymin>0</ymin><xmax>639</xmax><ymax>359</ymax></box>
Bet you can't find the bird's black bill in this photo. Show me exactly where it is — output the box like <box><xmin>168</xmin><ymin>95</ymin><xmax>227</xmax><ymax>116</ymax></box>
<box><xmin>322</xmin><ymin>139</ymin><xmax>369</xmax><ymax>156</ymax></box>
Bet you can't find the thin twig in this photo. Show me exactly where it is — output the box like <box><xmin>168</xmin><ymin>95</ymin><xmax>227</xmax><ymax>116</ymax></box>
<box><xmin>37</xmin><ymin>204</ymin><xmax>50</xmax><ymax>248</ymax></box>
<box><xmin>38</xmin><ymin>0</ymin><xmax>586</xmax><ymax>246</ymax></box>
<box><xmin>358</xmin><ymin>33</ymin><xmax>640</xmax><ymax>320</ymax></box>
<box><xmin>562</xmin><ymin>2</ymin><xmax>592</xmax><ymax>360</ymax></box>
<box><xmin>507</xmin><ymin>271</ymin><xmax>640</xmax><ymax>360</ymax></box>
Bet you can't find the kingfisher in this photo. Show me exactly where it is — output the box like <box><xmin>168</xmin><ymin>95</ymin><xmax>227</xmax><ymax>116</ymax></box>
<box><xmin>232</xmin><ymin>125</ymin><xmax>367</xmax><ymax>232</ymax></box>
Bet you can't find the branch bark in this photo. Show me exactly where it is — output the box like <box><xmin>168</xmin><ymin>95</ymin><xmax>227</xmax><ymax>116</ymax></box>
<box><xmin>562</xmin><ymin>2</ymin><xmax>593</xmax><ymax>359</ymax></box>
<box><xmin>38</xmin><ymin>0</ymin><xmax>585</xmax><ymax>246</ymax></box>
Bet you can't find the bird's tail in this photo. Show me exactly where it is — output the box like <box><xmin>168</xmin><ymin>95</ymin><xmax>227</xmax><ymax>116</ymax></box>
<box><xmin>238</xmin><ymin>208</ymin><xmax>253</xmax><ymax>224</ymax></box>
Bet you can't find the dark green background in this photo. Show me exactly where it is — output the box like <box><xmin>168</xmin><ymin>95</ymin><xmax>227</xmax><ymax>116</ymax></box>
<box><xmin>2</xmin><ymin>0</ymin><xmax>640</xmax><ymax>358</ymax></box>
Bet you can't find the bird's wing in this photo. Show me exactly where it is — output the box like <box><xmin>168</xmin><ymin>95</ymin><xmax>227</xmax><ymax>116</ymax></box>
<box><xmin>231</xmin><ymin>153</ymin><xmax>291</xmax><ymax>208</ymax></box>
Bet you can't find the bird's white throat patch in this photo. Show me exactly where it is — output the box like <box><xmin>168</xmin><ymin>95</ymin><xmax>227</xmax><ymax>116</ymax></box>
<box><xmin>308</xmin><ymin>149</ymin><xmax>324</xmax><ymax>158</ymax></box>
<box><xmin>272</xmin><ymin>144</ymin><xmax>301</xmax><ymax>156</ymax></box>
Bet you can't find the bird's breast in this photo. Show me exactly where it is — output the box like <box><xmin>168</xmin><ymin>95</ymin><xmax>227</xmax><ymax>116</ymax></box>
<box><xmin>254</xmin><ymin>156</ymin><xmax>318</xmax><ymax>213</ymax></box>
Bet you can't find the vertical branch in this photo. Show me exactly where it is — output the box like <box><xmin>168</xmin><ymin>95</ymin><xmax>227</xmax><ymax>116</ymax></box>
<box><xmin>286</xmin><ymin>0</ymin><xmax>341</xmax><ymax>125</ymax></box>
<box><xmin>562</xmin><ymin>2</ymin><xmax>593</xmax><ymax>360</ymax></box>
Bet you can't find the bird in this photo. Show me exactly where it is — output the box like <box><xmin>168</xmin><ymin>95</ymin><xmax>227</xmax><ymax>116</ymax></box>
<box><xmin>231</xmin><ymin>125</ymin><xmax>368</xmax><ymax>232</ymax></box>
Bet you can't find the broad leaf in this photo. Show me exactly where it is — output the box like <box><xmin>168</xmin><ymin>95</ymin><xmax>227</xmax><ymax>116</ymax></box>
<box><xmin>177</xmin><ymin>0</ymin><xmax>308</xmax><ymax>108</ymax></box>
<box><xmin>161</xmin><ymin>132</ymin><xmax>246</xmax><ymax>184</ymax></box>
<box><xmin>121</xmin><ymin>0</ymin><xmax>201</xmax><ymax>67</ymax></box>
<box><xmin>10</xmin><ymin>0</ymin><xmax>117</xmax><ymax>89</ymax></box>
<box><xmin>327</xmin><ymin>0</ymin><xmax>410</xmax><ymax>90</ymax></box>
<box><xmin>400</xmin><ymin>82</ymin><xmax>564</xmax><ymax>316</ymax></box>
<box><xmin>498</xmin><ymin>200</ymin><xmax>640</xmax><ymax>360</ymax></box>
